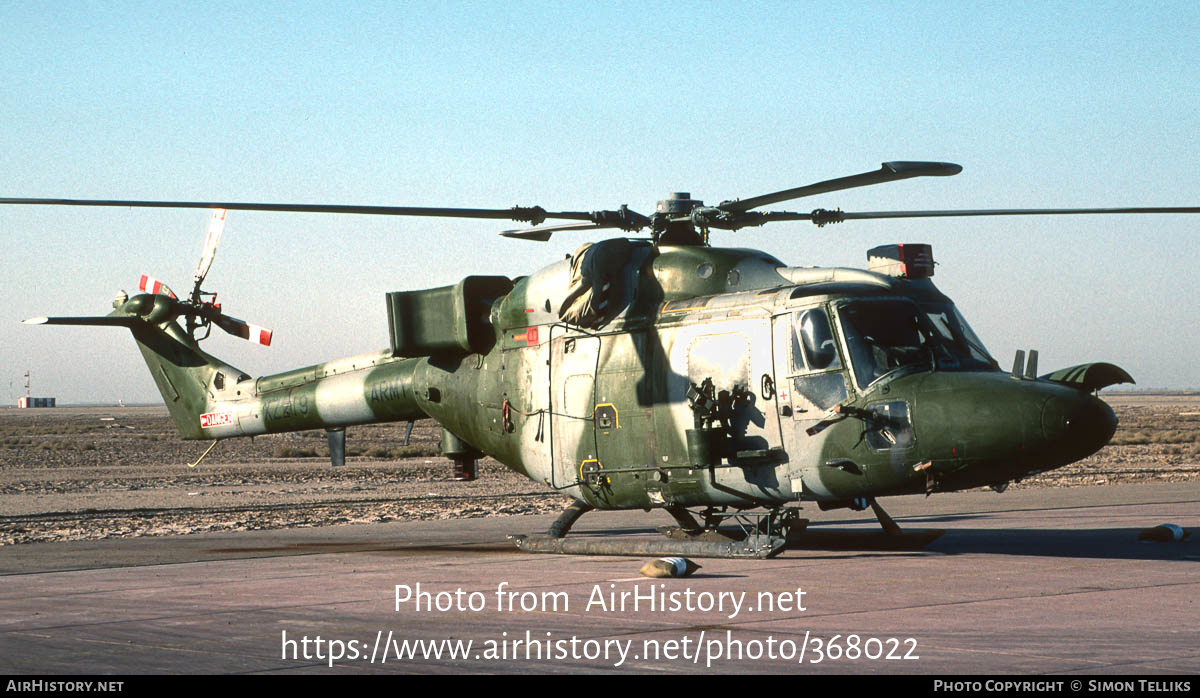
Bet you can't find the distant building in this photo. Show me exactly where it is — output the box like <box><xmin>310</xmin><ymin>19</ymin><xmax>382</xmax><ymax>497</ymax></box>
<box><xmin>17</xmin><ymin>397</ymin><xmax>56</xmax><ymax>408</ymax></box>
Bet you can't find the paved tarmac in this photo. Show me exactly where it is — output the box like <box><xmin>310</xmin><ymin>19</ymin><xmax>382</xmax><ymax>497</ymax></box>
<box><xmin>1</xmin><ymin>482</ymin><xmax>1197</xmax><ymax>674</ymax></box>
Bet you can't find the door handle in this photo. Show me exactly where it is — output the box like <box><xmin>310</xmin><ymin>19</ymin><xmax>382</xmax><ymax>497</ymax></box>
<box><xmin>760</xmin><ymin>373</ymin><xmax>775</xmax><ymax>400</ymax></box>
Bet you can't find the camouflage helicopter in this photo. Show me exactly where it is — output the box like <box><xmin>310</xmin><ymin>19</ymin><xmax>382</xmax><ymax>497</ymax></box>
<box><xmin>7</xmin><ymin>161</ymin><xmax>1199</xmax><ymax>558</ymax></box>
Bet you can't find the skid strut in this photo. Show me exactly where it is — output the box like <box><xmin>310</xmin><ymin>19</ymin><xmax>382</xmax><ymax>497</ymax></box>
<box><xmin>512</xmin><ymin>501</ymin><xmax>801</xmax><ymax>559</ymax></box>
<box><xmin>547</xmin><ymin>499</ymin><xmax>594</xmax><ymax>538</ymax></box>
<box><xmin>664</xmin><ymin>505</ymin><xmax>703</xmax><ymax>534</ymax></box>
<box><xmin>869</xmin><ymin>498</ymin><xmax>902</xmax><ymax>535</ymax></box>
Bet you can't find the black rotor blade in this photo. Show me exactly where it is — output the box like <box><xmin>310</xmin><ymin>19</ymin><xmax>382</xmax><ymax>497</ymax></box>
<box><xmin>693</xmin><ymin>205</ymin><xmax>1200</xmax><ymax>230</ymax></box>
<box><xmin>0</xmin><ymin>197</ymin><xmax>592</xmax><ymax>226</ymax></box>
<box><xmin>717</xmin><ymin>161</ymin><xmax>962</xmax><ymax>214</ymax></box>
<box><xmin>813</xmin><ymin>206</ymin><xmax>1200</xmax><ymax>224</ymax></box>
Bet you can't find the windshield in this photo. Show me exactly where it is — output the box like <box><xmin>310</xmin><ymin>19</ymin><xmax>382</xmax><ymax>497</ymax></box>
<box><xmin>922</xmin><ymin>303</ymin><xmax>998</xmax><ymax>371</ymax></box>
<box><xmin>837</xmin><ymin>300</ymin><xmax>998</xmax><ymax>390</ymax></box>
<box><xmin>839</xmin><ymin>301</ymin><xmax>934</xmax><ymax>389</ymax></box>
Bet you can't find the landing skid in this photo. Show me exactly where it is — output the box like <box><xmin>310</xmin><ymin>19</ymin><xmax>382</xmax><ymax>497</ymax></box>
<box><xmin>511</xmin><ymin>497</ymin><xmax>916</xmax><ymax>559</ymax></box>
<box><xmin>511</xmin><ymin>501</ymin><xmax>806</xmax><ymax>559</ymax></box>
<box><xmin>510</xmin><ymin>534</ymin><xmax>788</xmax><ymax>559</ymax></box>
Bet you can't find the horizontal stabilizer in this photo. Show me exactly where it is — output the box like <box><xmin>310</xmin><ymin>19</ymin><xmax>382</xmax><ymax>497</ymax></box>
<box><xmin>24</xmin><ymin>316</ymin><xmax>139</xmax><ymax>327</ymax></box>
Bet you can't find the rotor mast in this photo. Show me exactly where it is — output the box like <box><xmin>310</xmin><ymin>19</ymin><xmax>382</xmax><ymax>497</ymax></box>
<box><xmin>653</xmin><ymin>193</ymin><xmax>708</xmax><ymax>245</ymax></box>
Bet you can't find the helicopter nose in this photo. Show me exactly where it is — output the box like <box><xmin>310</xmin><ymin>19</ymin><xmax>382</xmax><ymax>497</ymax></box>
<box><xmin>1041</xmin><ymin>392</ymin><xmax>1118</xmax><ymax>461</ymax></box>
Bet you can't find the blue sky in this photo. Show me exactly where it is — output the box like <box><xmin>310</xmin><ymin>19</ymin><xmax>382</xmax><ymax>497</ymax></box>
<box><xmin>1</xmin><ymin>1</ymin><xmax>1197</xmax><ymax>402</ymax></box>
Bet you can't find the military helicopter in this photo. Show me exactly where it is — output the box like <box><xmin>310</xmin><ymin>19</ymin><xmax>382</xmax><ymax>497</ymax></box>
<box><xmin>7</xmin><ymin>161</ymin><xmax>1199</xmax><ymax>558</ymax></box>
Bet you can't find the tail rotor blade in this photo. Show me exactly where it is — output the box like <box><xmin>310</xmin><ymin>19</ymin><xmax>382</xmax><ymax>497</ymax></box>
<box><xmin>214</xmin><ymin>314</ymin><xmax>272</xmax><ymax>346</ymax></box>
<box><xmin>138</xmin><ymin>273</ymin><xmax>177</xmax><ymax>299</ymax></box>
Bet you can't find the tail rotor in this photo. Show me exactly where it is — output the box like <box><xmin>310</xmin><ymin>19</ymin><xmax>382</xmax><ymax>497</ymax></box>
<box><xmin>136</xmin><ymin>209</ymin><xmax>272</xmax><ymax>346</ymax></box>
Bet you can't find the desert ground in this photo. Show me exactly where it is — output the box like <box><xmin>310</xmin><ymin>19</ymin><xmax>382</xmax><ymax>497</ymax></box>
<box><xmin>2</xmin><ymin>394</ymin><xmax>1197</xmax><ymax>545</ymax></box>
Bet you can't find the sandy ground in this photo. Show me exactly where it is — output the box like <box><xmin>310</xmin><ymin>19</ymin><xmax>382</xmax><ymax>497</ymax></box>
<box><xmin>2</xmin><ymin>394</ymin><xmax>1197</xmax><ymax>545</ymax></box>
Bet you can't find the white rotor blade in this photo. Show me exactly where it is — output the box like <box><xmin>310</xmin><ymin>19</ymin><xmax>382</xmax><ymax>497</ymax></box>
<box><xmin>193</xmin><ymin>208</ymin><xmax>226</xmax><ymax>285</ymax></box>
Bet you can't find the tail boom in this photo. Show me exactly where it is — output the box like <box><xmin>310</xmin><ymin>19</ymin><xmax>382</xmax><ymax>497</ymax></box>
<box><xmin>198</xmin><ymin>352</ymin><xmax>426</xmax><ymax>439</ymax></box>
<box><xmin>30</xmin><ymin>297</ymin><xmax>427</xmax><ymax>440</ymax></box>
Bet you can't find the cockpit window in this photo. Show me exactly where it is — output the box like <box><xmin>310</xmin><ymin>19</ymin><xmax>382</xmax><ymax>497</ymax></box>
<box><xmin>924</xmin><ymin>305</ymin><xmax>997</xmax><ymax>370</ymax></box>
<box><xmin>838</xmin><ymin>299</ymin><xmax>999</xmax><ymax>390</ymax></box>
<box><xmin>838</xmin><ymin>301</ymin><xmax>935</xmax><ymax>390</ymax></box>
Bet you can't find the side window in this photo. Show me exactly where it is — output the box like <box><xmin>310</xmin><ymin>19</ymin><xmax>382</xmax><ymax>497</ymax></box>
<box><xmin>786</xmin><ymin>307</ymin><xmax>848</xmax><ymax>417</ymax></box>
<box><xmin>864</xmin><ymin>401</ymin><xmax>914</xmax><ymax>451</ymax></box>
<box><xmin>789</xmin><ymin>322</ymin><xmax>806</xmax><ymax>373</ymax></box>
<box><xmin>791</xmin><ymin>373</ymin><xmax>848</xmax><ymax>415</ymax></box>
<box><xmin>688</xmin><ymin>332</ymin><xmax>751</xmax><ymax>393</ymax></box>
<box><xmin>791</xmin><ymin>308</ymin><xmax>842</xmax><ymax>373</ymax></box>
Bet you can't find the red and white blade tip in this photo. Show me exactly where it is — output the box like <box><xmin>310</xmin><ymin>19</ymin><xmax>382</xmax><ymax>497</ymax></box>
<box><xmin>229</xmin><ymin>319</ymin><xmax>272</xmax><ymax>346</ymax></box>
<box><xmin>249</xmin><ymin>324</ymin><xmax>272</xmax><ymax>347</ymax></box>
<box><xmin>138</xmin><ymin>274</ymin><xmax>177</xmax><ymax>299</ymax></box>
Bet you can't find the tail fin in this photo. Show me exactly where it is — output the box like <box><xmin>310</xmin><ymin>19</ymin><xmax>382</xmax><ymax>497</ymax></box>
<box><xmin>27</xmin><ymin>293</ymin><xmax>249</xmax><ymax>439</ymax></box>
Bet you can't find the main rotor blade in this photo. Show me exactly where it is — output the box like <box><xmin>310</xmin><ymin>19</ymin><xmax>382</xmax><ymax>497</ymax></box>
<box><xmin>815</xmin><ymin>206</ymin><xmax>1200</xmax><ymax>224</ymax></box>
<box><xmin>718</xmin><ymin>161</ymin><xmax>962</xmax><ymax>214</ymax></box>
<box><xmin>500</xmin><ymin>222</ymin><xmax>608</xmax><ymax>241</ymax></box>
<box><xmin>697</xmin><ymin>205</ymin><xmax>1200</xmax><ymax>230</ymax></box>
<box><xmin>0</xmin><ymin>198</ymin><xmax>591</xmax><ymax>226</ymax></box>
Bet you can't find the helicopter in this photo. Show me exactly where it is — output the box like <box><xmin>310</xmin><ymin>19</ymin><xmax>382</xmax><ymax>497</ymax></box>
<box><xmin>7</xmin><ymin>161</ymin><xmax>1199</xmax><ymax>558</ymax></box>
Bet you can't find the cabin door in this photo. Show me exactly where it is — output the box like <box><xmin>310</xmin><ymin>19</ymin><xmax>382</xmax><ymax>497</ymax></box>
<box><xmin>548</xmin><ymin>327</ymin><xmax>600</xmax><ymax>489</ymax></box>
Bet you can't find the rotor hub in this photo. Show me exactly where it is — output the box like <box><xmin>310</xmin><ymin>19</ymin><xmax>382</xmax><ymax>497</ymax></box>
<box><xmin>656</xmin><ymin>192</ymin><xmax>703</xmax><ymax>216</ymax></box>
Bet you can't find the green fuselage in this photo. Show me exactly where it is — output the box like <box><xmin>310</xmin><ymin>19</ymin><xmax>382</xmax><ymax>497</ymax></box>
<box><xmin>121</xmin><ymin>241</ymin><xmax>1121</xmax><ymax>512</ymax></box>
